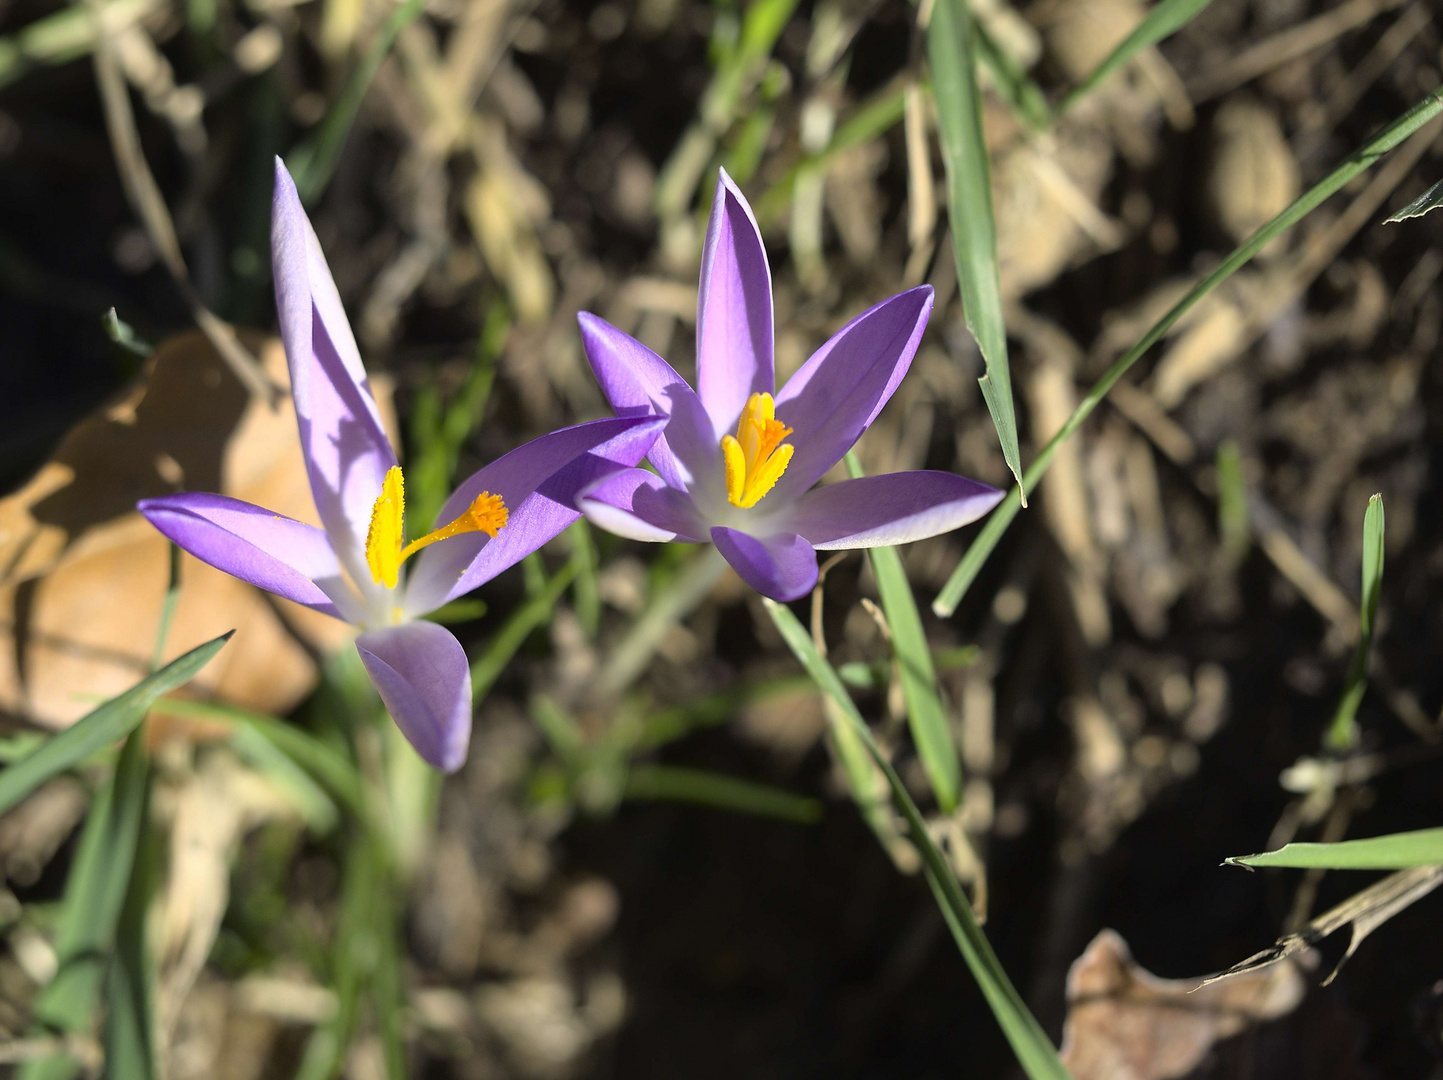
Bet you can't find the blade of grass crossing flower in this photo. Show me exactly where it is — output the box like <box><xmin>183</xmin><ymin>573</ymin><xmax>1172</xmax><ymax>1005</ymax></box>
<box><xmin>150</xmin><ymin>542</ymin><xmax>181</xmax><ymax>671</ymax></box>
<box><xmin>934</xmin><ymin>84</ymin><xmax>1443</xmax><ymax>617</ymax></box>
<box><xmin>20</xmin><ymin>730</ymin><xmax>151</xmax><ymax>1080</ymax></box>
<box><xmin>286</xmin><ymin>0</ymin><xmax>426</xmax><ymax>205</ymax></box>
<box><xmin>0</xmin><ymin>632</ymin><xmax>231</xmax><ymax>817</ymax></box>
<box><xmin>764</xmin><ymin>599</ymin><xmax>1070</xmax><ymax>1079</ymax></box>
<box><xmin>1326</xmin><ymin>494</ymin><xmax>1384</xmax><ymax>750</ymax></box>
<box><xmin>847</xmin><ymin>453</ymin><xmax>961</xmax><ymax>812</ymax></box>
<box><xmin>1385</xmin><ymin>176</ymin><xmax>1443</xmax><ymax>221</ymax></box>
<box><xmin>624</xmin><ymin>764</ymin><xmax>823</xmax><ymax>824</ymax></box>
<box><xmin>471</xmin><ymin>561</ymin><xmax>580</xmax><ymax>706</ymax></box>
<box><xmin>927</xmin><ymin>0</ymin><xmax>1025</xmax><ymax>498</ymax></box>
<box><xmin>1056</xmin><ymin>0</ymin><xmax>1216</xmax><ymax>116</ymax></box>
<box><xmin>1229</xmin><ymin>827</ymin><xmax>1443</xmax><ymax>870</ymax></box>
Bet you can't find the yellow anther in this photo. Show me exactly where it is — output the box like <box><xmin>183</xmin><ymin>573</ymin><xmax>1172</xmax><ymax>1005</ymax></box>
<box><xmin>365</xmin><ymin>467</ymin><xmax>507</xmax><ymax>588</ymax></box>
<box><xmin>722</xmin><ymin>392</ymin><xmax>794</xmax><ymax>508</ymax></box>
<box><xmin>365</xmin><ymin>466</ymin><xmax>405</xmax><ymax>588</ymax></box>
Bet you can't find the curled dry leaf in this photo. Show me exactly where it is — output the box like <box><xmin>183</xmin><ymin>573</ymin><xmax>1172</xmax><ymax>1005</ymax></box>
<box><xmin>0</xmin><ymin>332</ymin><xmax>380</xmax><ymax>730</ymax></box>
<box><xmin>1059</xmin><ymin>928</ymin><xmax>1310</xmax><ymax>1080</ymax></box>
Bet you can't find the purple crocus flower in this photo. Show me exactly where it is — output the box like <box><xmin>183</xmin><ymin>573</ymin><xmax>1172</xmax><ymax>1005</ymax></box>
<box><xmin>575</xmin><ymin>170</ymin><xmax>1004</xmax><ymax>601</ymax></box>
<box><xmin>138</xmin><ymin>161</ymin><xmax>663</xmax><ymax>772</ymax></box>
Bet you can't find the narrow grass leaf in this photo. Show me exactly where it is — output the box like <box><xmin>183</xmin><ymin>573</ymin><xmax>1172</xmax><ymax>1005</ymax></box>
<box><xmin>1057</xmin><ymin>0</ymin><xmax>1216</xmax><ymax>116</ymax></box>
<box><xmin>765</xmin><ymin>600</ymin><xmax>1071</xmax><ymax>1080</ymax></box>
<box><xmin>1229</xmin><ymin>827</ymin><xmax>1443</xmax><ymax>870</ymax></box>
<box><xmin>149</xmin><ymin>698</ymin><xmax>365</xmax><ymax>821</ymax></box>
<box><xmin>624</xmin><ymin>763</ymin><xmax>823</xmax><ymax>824</ymax></box>
<box><xmin>1216</xmin><ymin>439</ymin><xmax>1249</xmax><ymax>563</ymax></box>
<box><xmin>1385</xmin><ymin>176</ymin><xmax>1443</xmax><ymax>222</ymax></box>
<box><xmin>927</xmin><ymin>0</ymin><xmax>1025</xmax><ymax>496</ymax></box>
<box><xmin>848</xmin><ymin>453</ymin><xmax>961</xmax><ymax>812</ymax></box>
<box><xmin>471</xmin><ymin>562</ymin><xmax>580</xmax><ymax>706</ymax></box>
<box><xmin>1326</xmin><ymin>494</ymin><xmax>1384</xmax><ymax>750</ymax></box>
<box><xmin>21</xmin><ymin>730</ymin><xmax>151</xmax><ymax>1080</ymax></box>
<box><xmin>973</xmin><ymin>16</ymin><xmax>1050</xmax><ymax>129</ymax></box>
<box><xmin>0</xmin><ymin>632</ymin><xmax>230</xmax><ymax>817</ymax></box>
<box><xmin>935</xmin><ymin>84</ymin><xmax>1443</xmax><ymax>617</ymax></box>
<box><xmin>286</xmin><ymin>0</ymin><xmax>426</xmax><ymax>205</ymax></box>
<box><xmin>104</xmin><ymin>773</ymin><xmax>159</xmax><ymax>1080</ymax></box>
<box><xmin>102</xmin><ymin>306</ymin><xmax>152</xmax><ymax>358</ymax></box>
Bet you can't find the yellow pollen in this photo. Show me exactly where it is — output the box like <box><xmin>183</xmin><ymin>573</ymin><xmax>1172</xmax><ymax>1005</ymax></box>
<box><xmin>722</xmin><ymin>392</ymin><xmax>794</xmax><ymax>508</ymax></box>
<box><xmin>364</xmin><ymin>466</ymin><xmax>508</xmax><ymax>588</ymax></box>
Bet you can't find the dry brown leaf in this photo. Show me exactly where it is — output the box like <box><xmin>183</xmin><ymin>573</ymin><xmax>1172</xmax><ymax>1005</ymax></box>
<box><xmin>0</xmin><ymin>332</ymin><xmax>379</xmax><ymax>729</ymax></box>
<box><xmin>1059</xmin><ymin>928</ymin><xmax>1310</xmax><ymax>1080</ymax></box>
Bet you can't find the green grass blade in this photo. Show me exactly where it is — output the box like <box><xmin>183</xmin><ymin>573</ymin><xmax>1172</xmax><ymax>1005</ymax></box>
<box><xmin>148</xmin><ymin>698</ymin><xmax>366</xmax><ymax>821</ymax></box>
<box><xmin>1385</xmin><ymin>176</ymin><xmax>1443</xmax><ymax>222</ymax></box>
<box><xmin>927</xmin><ymin>0</ymin><xmax>1025</xmax><ymax>496</ymax></box>
<box><xmin>934</xmin><ymin>83</ymin><xmax>1443</xmax><ymax>617</ymax></box>
<box><xmin>21</xmin><ymin>730</ymin><xmax>151</xmax><ymax>1080</ymax></box>
<box><xmin>764</xmin><ymin>600</ymin><xmax>1071</xmax><ymax>1080</ymax></box>
<box><xmin>973</xmin><ymin>16</ymin><xmax>1050</xmax><ymax>129</ymax></box>
<box><xmin>754</xmin><ymin>79</ymin><xmax>909</xmax><ymax>227</ymax></box>
<box><xmin>847</xmin><ymin>454</ymin><xmax>961</xmax><ymax>812</ymax></box>
<box><xmin>568</xmin><ymin>520</ymin><xmax>602</xmax><ymax>639</ymax></box>
<box><xmin>624</xmin><ymin>763</ymin><xmax>823</xmax><ymax>824</ymax></box>
<box><xmin>1056</xmin><ymin>0</ymin><xmax>1216</xmax><ymax>116</ymax></box>
<box><xmin>104</xmin><ymin>771</ymin><xmax>159</xmax><ymax>1080</ymax></box>
<box><xmin>0</xmin><ymin>632</ymin><xmax>230</xmax><ymax>818</ymax></box>
<box><xmin>286</xmin><ymin>0</ymin><xmax>427</xmax><ymax>205</ymax></box>
<box><xmin>1229</xmin><ymin>827</ymin><xmax>1443</xmax><ymax>870</ymax></box>
<box><xmin>471</xmin><ymin>562</ymin><xmax>580</xmax><ymax>706</ymax></box>
<box><xmin>1326</xmin><ymin>494</ymin><xmax>1384</xmax><ymax>750</ymax></box>
<box><xmin>1215</xmin><ymin>439</ymin><xmax>1250</xmax><ymax>563</ymax></box>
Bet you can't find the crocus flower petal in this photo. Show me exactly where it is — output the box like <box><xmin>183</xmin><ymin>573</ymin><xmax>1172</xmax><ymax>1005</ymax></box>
<box><xmin>272</xmin><ymin>159</ymin><xmax>397</xmax><ymax>586</ymax></box>
<box><xmin>403</xmin><ymin>416</ymin><xmax>666</xmax><ymax>614</ymax></box>
<box><xmin>356</xmin><ymin>622</ymin><xmax>472</xmax><ymax>772</ymax></box>
<box><xmin>710</xmin><ymin>527</ymin><xmax>818</xmax><ymax>602</ymax></box>
<box><xmin>577</xmin><ymin>312</ymin><xmax>722</xmax><ymax>499</ymax></box>
<box><xmin>780</xmin><ymin>472</ymin><xmax>1004</xmax><ymax>549</ymax></box>
<box><xmin>138</xmin><ymin>492</ymin><xmax>355</xmax><ymax>621</ymax></box>
<box><xmin>771</xmin><ymin>286</ymin><xmax>933</xmax><ymax>499</ymax></box>
<box><xmin>578</xmin><ymin>468</ymin><xmax>708</xmax><ymax>543</ymax></box>
<box><xmin>696</xmin><ymin>169</ymin><xmax>774</xmax><ymax>436</ymax></box>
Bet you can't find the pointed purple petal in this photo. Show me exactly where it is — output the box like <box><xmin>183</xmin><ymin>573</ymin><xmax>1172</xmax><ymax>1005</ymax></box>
<box><xmin>771</xmin><ymin>287</ymin><xmax>933</xmax><ymax>498</ymax></box>
<box><xmin>403</xmin><ymin>416</ymin><xmax>666</xmax><ymax>614</ymax></box>
<box><xmin>781</xmin><ymin>472</ymin><xmax>1004</xmax><ymax>549</ymax></box>
<box><xmin>357</xmin><ymin>622</ymin><xmax>471</xmax><ymax>772</ymax></box>
<box><xmin>577</xmin><ymin>312</ymin><xmax>722</xmax><ymax>501</ymax></box>
<box><xmin>578</xmin><ymin>468</ymin><xmax>708</xmax><ymax>543</ymax></box>
<box><xmin>710</xmin><ymin>527</ymin><xmax>818</xmax><ymax>601</ymax></box>
<box><xmin>696</xmin><ymin>169</ymin><xmax>774</xmax><ymax>436</ymax></box>
<box><xmin>138</xmin><ymin>492</ymin><xmax>353</xmax><ymax>620</ymax></box>
<box><xmin>272</xmin><ymin>159</ymin><xmax>397</xmax><ymax>584</ymax></box>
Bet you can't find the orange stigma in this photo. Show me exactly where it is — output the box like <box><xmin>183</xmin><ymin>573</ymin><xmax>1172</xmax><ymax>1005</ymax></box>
<box><xmin>365</xmin><ymin>467</ymin><xmax>507</xmax><ymax>588</ymax></box>
<box><xmin>722</xmin><ymin>392</ymin><xmax>794</xmax><ymax>508</ymax></box>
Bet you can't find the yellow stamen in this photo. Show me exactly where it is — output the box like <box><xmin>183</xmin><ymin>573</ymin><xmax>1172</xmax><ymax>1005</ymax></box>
<box><xmin>722</xmin><ymin>392</ymin><xmax>794</xmax><ymax>508</ymax></box>
<box><xmin>364</xmin><ymin>467</ymin><xmax>507</xmax><ymax>588</ymax></box>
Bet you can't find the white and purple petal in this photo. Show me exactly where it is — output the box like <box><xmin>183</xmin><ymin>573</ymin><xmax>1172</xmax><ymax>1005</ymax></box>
<box><xmin>772</xmin><ymin>286</ymin><xmax>933</xmax><ymax>498</ymax></box>
<box><xmin>577</xmin><ymin>468</ymin><xmax>708</xmax><ymax>543</ymax></box>
<box><xmin>138</xmin><ymin>492</ymin><xmax>357</xmax><ymax>621</ymax></box>
<box><xmin>402</xmin><ymin>416</ymin><xmax>666</xmax><ymax>614</ymax></box>
<box><xmin>696</xmin><ymin>170</ymin><xmax>774</xmax><ymax>436</ymax></box>
<box><xmin>781</xmin><ymin>472</ymin><xmax>1003</xmax><ymax>549</ymax></box>
<box><xmin>272</xmin><ymin>159</ymin><xmax>397</xmax><ymax>587</ymax></box>
<box><xmin>710</xmin><ymin>527</ymin><xmax>817</xmax><ymax>602</ymax></box>
<box><xmin>577</xmin><ymin>312</ymin><xmax>722</xmax><ymax>500</ymax></box>
<box><xmin>356</xmin><ymin>622</ymin><xmax>472</xmax><ymax>773</ymax></box>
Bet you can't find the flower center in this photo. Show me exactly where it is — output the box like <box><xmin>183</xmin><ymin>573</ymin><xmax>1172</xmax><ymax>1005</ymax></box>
<box><xmin>722</xmin><ymin>392</ymin><xmax>794</xmax><ymax>509</ymax></box>
<box><xmin>364</xmin><ymin>466</ymin><xmax>508</xmax><ymax>588</ymax></box>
